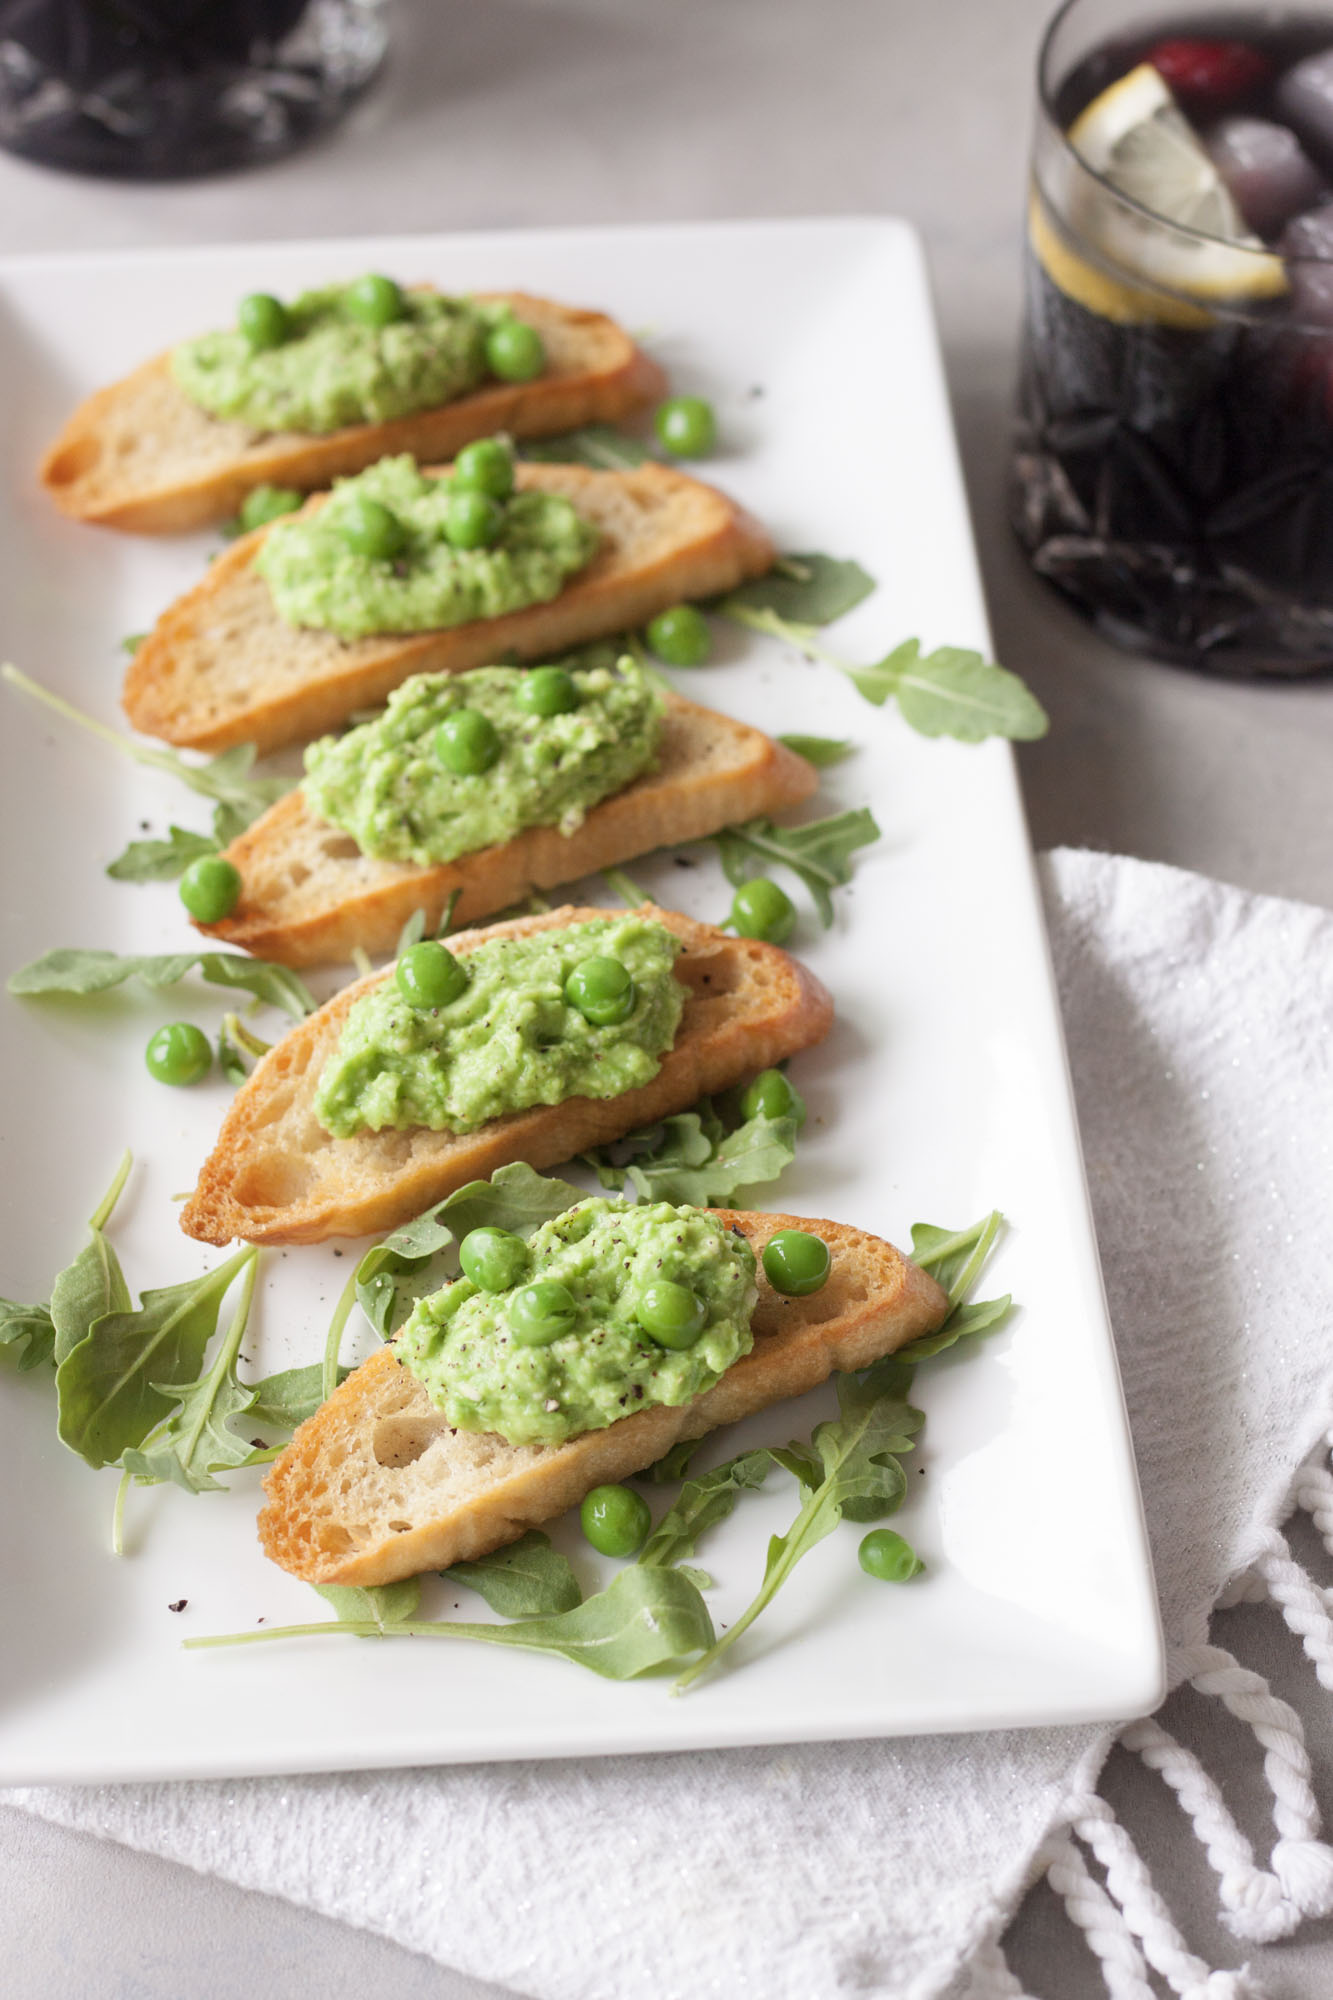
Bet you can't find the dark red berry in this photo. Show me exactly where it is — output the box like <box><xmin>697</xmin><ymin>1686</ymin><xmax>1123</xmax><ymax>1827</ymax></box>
<box><xmin>1148</xmin><ymin>38</ymin><xmax>1273</xmax><ymax>109</ymax></box>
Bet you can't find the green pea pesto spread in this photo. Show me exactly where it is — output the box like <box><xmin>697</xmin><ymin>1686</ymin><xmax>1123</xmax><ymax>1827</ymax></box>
<box><xmin>396</xmin><ymin>1198</ymin><xmax>758</xmax><ymax>1445</ymax></box>
<box><xmin>171</xmin><ymin>286</ymin><xmax>510</xmax><ymax>435</ymax></box>
<box><xmin>254</xmin><ymin>454</ymin><xmax>599</xmax><ymax>640</ymax></box>
<box><xmin>314</xmin><ymin>914</ymin><xmax>684</xmax><ymax>1139</ymax></box>
<box><xmin>302</xmin><ymin>657</ymin><xmax>663</xmax><ymax>867</ymax></box>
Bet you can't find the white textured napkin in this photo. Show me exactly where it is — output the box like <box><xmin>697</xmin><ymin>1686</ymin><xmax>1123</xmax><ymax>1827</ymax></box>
<box><xmin>9</xmin><ymin>848</ymin><xmax>1333</xmax><ymax>2000</ymax></box>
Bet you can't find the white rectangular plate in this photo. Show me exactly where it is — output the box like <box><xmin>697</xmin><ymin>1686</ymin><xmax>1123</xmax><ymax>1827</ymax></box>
<box><xmin>0</xmin><ymin>218</ymin><xmax>1163</xmax><ymax>1783</ymax></box>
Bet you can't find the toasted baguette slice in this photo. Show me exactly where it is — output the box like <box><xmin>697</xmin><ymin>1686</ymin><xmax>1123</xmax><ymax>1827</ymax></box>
<box><xmin>183</xmin><ymin>904</ymin><xmax>832</xmax><ymax>1248</ymax></box>
<box><xmin>196</xmin><ymin>693</ymin><xmax>817</xmax><ymax>968</ymax></box>
<box><xmin>123</xmin><ymin>460</ymin><xmax>773</xmax><ymax>754</ymax></box>
<box><xmin>258</xmin><ymin>1207</ymin><xmax>949</xmax><ymax>1587</ymax></box>
<box><xmin>39</xmin><ymin>292</ymin><xmax>665</xmax><ymax>535</ymax></box>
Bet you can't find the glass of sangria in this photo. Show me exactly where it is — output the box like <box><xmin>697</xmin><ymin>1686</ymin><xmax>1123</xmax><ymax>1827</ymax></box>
<box><xmin>0</xmin><ymin>2</ymin><xmax>389</xmax><ymax>179</ymax></box>
<box><xmin>1015</xmin><ymin>0</ymin><xmax>1333</xmax><ymax>675</ymax></box>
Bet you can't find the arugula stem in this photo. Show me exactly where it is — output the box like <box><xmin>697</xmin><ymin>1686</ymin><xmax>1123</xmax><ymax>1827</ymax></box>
<box><xmin>3</xmin><ymin>663</ymin><xmax>208</xmax><ymax>786</ymax></box>
<box><xmin>672</xmin><ymin>1497</ymin><xmax>818</xmax><ymax>1692</ymax></box>
<box><xmin>350</xmin><ymin>946</ymin><xmax>373</xmax><ymax>978</ymax></box>
<box><xmin>602</xmin><ymin>867</ymin><xmax>650</xmax><ymax>908</ymax></box>
<box><xmin>718</xmin><ymin>603</ymin><xmax>847</xmax><ymax>672</ymax></box>
<box><xmin>943</xmin><ymin>1211</ymin><xmax>1003</xmax><ymax>1307</ymax></box>
<box><xmin>322</xmin><ymin>1264</ymin><xmax>360</xmax><ymax>1404</ymax></box>
<box><xmin>915</xmin><ymin>1212</ymin><xmax>1004</xmax><ymax>1306</ymax></box>
<box><xmin>221</xmin><ymin>1013</ymin><xmax>271</xmax><ymax>1062</ymax></box>
<box><xmin>89</xmin><ymin>1148</ymin><xmax>133</xmax><ymax>1234</ymax></box>
<box><xmin>173</xmin><ymin>1252</ymin><xmax>259</xmax><ymax>1474</ymax></box>
<box><xmin>111</xmin><ymin>1468</ymin><xmax>132</xmax><ymax>1556</ymax></box>
<box><xmin>183</xmin><ymin>1618</ymin><xmax>493</xmax><ymax>1649</ymax></box>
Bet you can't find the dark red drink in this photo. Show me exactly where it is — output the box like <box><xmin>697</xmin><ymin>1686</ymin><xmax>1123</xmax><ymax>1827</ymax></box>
<box><xmin>0</xmin><ymin>1</ymin><xmax>387</xmax><ymax>178</ymax></box>
<box><xmin>1015</xmin><ymin>4</ymin><xmax>1333</xmax><ymax>674</ymax></box>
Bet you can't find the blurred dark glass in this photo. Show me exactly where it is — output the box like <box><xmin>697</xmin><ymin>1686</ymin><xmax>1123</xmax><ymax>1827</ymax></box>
<box><xmin>0</xmin><ymin>0</ymin><xmax>389</xmax><ymax>177</ymax></box>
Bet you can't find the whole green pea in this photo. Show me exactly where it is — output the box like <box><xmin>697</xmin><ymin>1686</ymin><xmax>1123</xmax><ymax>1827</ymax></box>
<box><xmin>515</xmin><ymin>667</ymin><xmax>579</xmax><ymax>717</ymax></box>
<box><xmin>179</xmin><ymin>855</ymin><xmax>242</xmax><ymax>924</ymax></box>
<box><xmin>564</xmin><ymin>955</ymin><xmax>635</xmax><ymax>1026</ymax></box>
<box><xmin>485</xmin><ymin>317</ymin><xmax>546</xmax><ymax>382</ymax></box>
<box><xmin>145</xmin><ymin>1022</ymin><xmax>213</xmax><ymax>1087</ymax></box>
<box><xmin>761</xmin><ymin>1229</ymin><xmax>831</xmax><ymax>1297</ymax></box>
<box><xmin>340</xmin><ymin>496</ymin><xmax>406</xmax><ymax>560</ymax></box>
<box><xmin>580</xmin><ymin>1483</ymin><xmax>652</xmax><ymax>1557</ymax></box>
<box><xmin>636</xmin><ymin>1278</ymin><xmax>707</xmax><ymax>1350</ymax></box>
<box><xmin>739</xmin><ymin>1068</ymin><xmax>807</xmax><ymax>1128</ymax></box>
<box><xmin>435</xmin><ymin>707</ymin><xmax>501</xmax><ymax>775</ymax></box>
<box><xmin>444</xmin><ymin>488</ymin><xmax>503</xmax><ymax>550</ymax></box>
<box><xmin>395</xmin><ymin>940</ymin><xmax>468</xmax><ymax>1009</ymax></box>
<box><xmin>858</xmin><ymin>1529</ymin><xmax>924</xmax><ymax>1582</ymax></box>
<box><xmin>345</xmin><ymin>273</ymin><xmax>404</xmax><ymax>326</ymax></box>
<box><xmin>645</xmin><ymin>604</ymin><xmax>710</xmax><ymax>667</ymax></box>
<box><xmin>655</xmin><ymin>395</ymin><xmax>716</xmax><ymax>457</ymax></box>
<box><xmin>730</xmin><ymin>877</ymin><xmax>796</xmax><ymax>945</ymax></box>
<box><xmin>452</xmin><ymin>438</ymin><xmax>515</xmax><ymax>500</ymax></box>
<box><xmin>459</xmin><ymin>1227</ymin><xmax>529</xmax><ymax>1293</ymax></box>
<box><xmin>509</xmin><ymin>1280</ymin><xmax>578</xmax><ymax>1346</ymax></box>
<box><xmin>238</xmin><ymin>292</ymin><xmax>289</xmax><ymax>350</ymax></box>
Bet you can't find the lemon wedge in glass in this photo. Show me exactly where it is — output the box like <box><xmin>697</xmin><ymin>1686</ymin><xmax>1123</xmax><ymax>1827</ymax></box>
<box><xmin>1064</xmin><ymin>61</ymin><xmax>1287</xmax><ymax>307</ymax></box>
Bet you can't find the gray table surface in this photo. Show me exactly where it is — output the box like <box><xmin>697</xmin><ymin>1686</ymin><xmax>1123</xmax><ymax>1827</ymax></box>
<box><xmin>5</xmin><ymin>2</ymin><xmax>1332</xmax><ymax>1994</ymax></box>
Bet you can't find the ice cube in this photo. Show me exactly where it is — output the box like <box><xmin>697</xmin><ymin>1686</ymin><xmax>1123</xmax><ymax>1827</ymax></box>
<box><xmin>1280</xmin><ymin>203</ymin><xmax>1333</xmax><ymax>322</ymax></box>
<box><xmin>1274</xmin><ymin>47</ymin><xmax>1333</xmax><ymax>170</ymax></box>
<box><xmin>1206</xmin><ymin>117</ymin><xmax>1326</xmax><ymax>237</ymax></box>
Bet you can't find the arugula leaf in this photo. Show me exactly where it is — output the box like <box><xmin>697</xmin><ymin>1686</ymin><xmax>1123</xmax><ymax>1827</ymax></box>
<box><xmin>768</xmin><ymin>1440</ymin><xmax>822</xmax><ymax>1488</ymax></box>
<box><xmin>355</xmin><ymin>1162</ymin><xmax>590</xmax><ymax>1340</ymax></box>
<box><xmin>394</xmin><ymin>891</ymin><xmax>463</xmax><ymax>959</ymax></box>
<box><xmin>638</xmin><ymin>1449</ymin><xmax>771</xmax><ymax>1568</ymax></box>
<box><xmin>777</xmin><ymin>734</ymin><xmax>855</xmax><ymax>767</ymax></box>
<box><xmin>897</xmin><ymin>1212</ymin><xmax>1011</xmax><ymax>1358</ymax></box>
<box><xmin>675</xmin><ymin>1357</ymin><xmax>924</xmax><ymax>1689</ymax></box>
<box><xmin>248</xmin><ymin>1361</ymin><xmax>349</xmax><ymax>1432</ymax></box>
<box><xmin>444</xmin><ymin>1530</ymin><xmax>582</xmax><ymax>1616</ymax></box>
<box><xmin>722</xmin><ymin>554</ymin><xmax>876</xmax><ymax>626</ymax></box>
<box><xmin>849</xmin><ymin>640</ymin><xmax>1049</xmax><ymax>742</ymax></box>
<box><xmin>121</xmin><ymin>633</ymin><xmax>147</xmax><ymax>657</ymax></box>
<box><xmin>715</xmin><ymin>608</ymin><xmax>1048</xmax><ymax>746</ymax></box>
<box><xmin>0</xmin><ymin>1299</ymin><xmax>56</xmax><ymax>1371</ymax></box>
<box><xmin>50</xmin><ymin>1150</ymin><xmax>133</xmax><ymax>1365</ymax></box>
<box><xmin>638</xmin><ymin>1437</ymin><xmax>704</xmax><ymax>1485</ymax></box>
<box><xmin>910</xmin><ymin>1213</ymin><xmax>1004</xmax><ymax>1306</ymax></box>
<box><xmin>714</xmin><ymin>807</ymin><xmax>879</xmax><ymax>927</ymax></box>
<box><xmin>395</xmin><ymin>907</ymin><xmax>428</xmax><ymax>955</ymax></box>
<box><xmin>120</xmin><ymin>1254</ymin><xmax>261</xmax><ymax>1494</ymax></box>
<box><xmin>899</xmin><ymin>1294</ymin><xmax>1011</xmax><ymax>1359</ymax></box>
<box><xmin>55</xmin><ymin>1244</ymin><xmax>255</xmax><ymax>1469</ymax></box>
<box><xmin>518</xmin><ymin>425</ymin><xmax>651</xmax><ymax>471</ymax></box>
<box><xmin>106</xmin><ymin>824</ymin><xmax>221</xmax><ymax>883</ymax></box>
<box><xmin>584</xmin><ymin>1106</ymin><xmax>798</xmax><ymax>1207</ymax></box>
<box><xmin>314</xmin><ymin>1578</ymin><xmax>422</xmax><ymax>1631</ymax></box>
<box><xmin>9</xmin><ymin>946</ymin><xmax>316</xmax><ymax>1020</ymax></box>
<box><xmin>2</xmin><ymin>664</ymin><xmax>293</xmax><ymax>831</ymax></box>
<box><xmin>191</xmin><ymin>1564</ymin><xmax>715</xmax><ymax>1679</ymax></box>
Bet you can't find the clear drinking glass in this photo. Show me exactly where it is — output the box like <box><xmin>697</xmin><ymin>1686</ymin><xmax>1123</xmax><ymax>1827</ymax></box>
<box><xmin>1013</xmin><ymin>0</ymin><xmax>1333</xmax><ymax>676</ymax></box>
<box><xmin>0</xmin><ymin>0</ymin><xmax>389</xmax><ymax>179</ymax></box>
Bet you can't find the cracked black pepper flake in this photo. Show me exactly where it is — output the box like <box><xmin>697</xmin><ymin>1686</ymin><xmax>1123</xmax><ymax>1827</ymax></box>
<box><xmin>168</xmin><ymin>1599</ymin><xmax>187</xmax><ymax>1613</ymax></box>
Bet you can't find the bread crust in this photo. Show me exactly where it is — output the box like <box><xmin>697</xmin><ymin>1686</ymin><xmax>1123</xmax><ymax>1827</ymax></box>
<box><xmin>257</xmin><ymin>1208</ymin><xmax>950</xmax><ymax>1587</ymax></box>
<box><xmin>194</xmin><ymin>693</ymin><xmax>818</xmax><ymax>967</ymax></box>
<box><xmin>182</xmin><ymin>904</ymin><xmax>833</xmax><ymax>1248</ymax></box>
<box><xmin>122</xmin><ymin>460</ymin><xmax>774</xmax><ymax>754</ymax></box>
<box><xmin>39</xmin><ymin>291</ymin><xmax>666</xmax><ymax>533</ymax></box>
